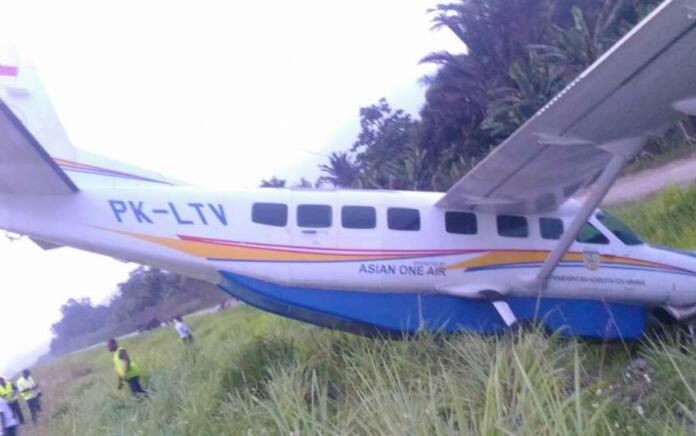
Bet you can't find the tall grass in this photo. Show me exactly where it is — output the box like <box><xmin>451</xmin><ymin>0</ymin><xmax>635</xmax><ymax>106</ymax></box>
<box><xmin>612</xmin><ymin>183</ymin><xmax>696</xmax><ymax>249</ymax></box>
<box><xmin>22</xmin><ymin>306</ymin><xmax>696</xmax><ymax>435</ymax></box>
<box><xmin>21</xmin><ymin>183</ymin><xmax>696</xmax><ymax>435</ymax></box>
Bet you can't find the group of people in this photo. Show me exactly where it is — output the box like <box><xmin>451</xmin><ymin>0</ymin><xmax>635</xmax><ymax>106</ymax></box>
<box><xmin>0</xmin><ymin>315</ymin><xmax>193</xmax><ymax>434</ymax></box>
<box><xmin>0</xmin><ymin>369</ymin><xmax>41</xmax><ymax>436</ymax></box>
<box><xmin>109</xmin><ymin>316</ymin><xmax>194</xmax><ymax>397</ymax></box>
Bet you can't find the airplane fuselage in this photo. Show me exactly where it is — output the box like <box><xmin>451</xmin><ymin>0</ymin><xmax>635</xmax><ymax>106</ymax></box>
<box><xmin>2</xmin><ymin>186</ymin><xmax>696</xmax><ymax>338</ymax></box>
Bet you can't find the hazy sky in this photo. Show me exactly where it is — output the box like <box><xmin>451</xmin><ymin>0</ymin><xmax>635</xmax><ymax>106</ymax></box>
<box><xmin>0</xmin><ymin>0</ymin><xmax>462</xmax><ymax>374</ymax></box>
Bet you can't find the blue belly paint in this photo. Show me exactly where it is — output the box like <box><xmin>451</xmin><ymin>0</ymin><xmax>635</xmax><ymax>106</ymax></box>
<box><xmin>218</xmin><ymin>271</ymin><xmax>646</xmax><ymax>339</ymax></box>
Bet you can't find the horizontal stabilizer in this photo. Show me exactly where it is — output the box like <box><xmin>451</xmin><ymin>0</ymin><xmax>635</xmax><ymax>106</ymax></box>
<box><xmin>0</xmin><ymin>99</ymin><xmax>77</xmax><ymax>194</ymax></box>
<box><xmin>0</xmin><ymin>50</ymin><xmax>78</xmax><ymax>195</ymax></box>
<box><xmin>30</xmin><ymin>237</ymin><xmax>64</xmax><ymax>250</ymax></box>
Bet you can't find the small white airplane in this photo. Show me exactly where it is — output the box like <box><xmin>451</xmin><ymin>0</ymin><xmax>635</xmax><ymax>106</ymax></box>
<box><xmin>2</xmin><ymin>0</ymin><xmax>696</xmax><ymax>340</ymax></box>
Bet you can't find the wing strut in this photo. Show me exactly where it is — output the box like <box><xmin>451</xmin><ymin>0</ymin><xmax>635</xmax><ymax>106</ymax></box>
<box><xmin>492</xmin><ymin>301</ymin><xmax>517</xmax><ymax>327</ymax></box>
<box><xmin>535</xmin><ymin>138</ymin><xmax>644</xmax><ymax>290</ymax></box>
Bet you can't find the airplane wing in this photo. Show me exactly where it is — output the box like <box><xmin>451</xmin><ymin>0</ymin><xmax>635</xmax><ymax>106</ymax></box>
<box><xmin>436</xmin><ymin>0</ymin><xmax>696</xmax><ymax>214</ymax></box>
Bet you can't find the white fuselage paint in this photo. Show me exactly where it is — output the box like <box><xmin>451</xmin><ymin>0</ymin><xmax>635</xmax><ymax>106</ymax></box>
<box><xmin>1</xmin><ymin>186</ymin><xmax>696</xmax><ymax>312</ymax></box>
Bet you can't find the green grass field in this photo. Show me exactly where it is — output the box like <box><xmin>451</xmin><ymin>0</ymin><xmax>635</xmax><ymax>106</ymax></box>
<box><xmin>20</xmin><ymin>183</ymin><xmax>696</xmax><ymax>435</ymax></box>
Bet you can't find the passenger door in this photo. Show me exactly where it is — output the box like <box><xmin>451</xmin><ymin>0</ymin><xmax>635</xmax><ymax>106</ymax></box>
<box><xmin>245</xmin><ymin>196</ymin><xmax>291</xmax><ymax>284</ymax></box>
<box><xmin>289</xmin><ymin>192</ymin><xmax>338</xmax><ymax>286</ymax></box>
<box><xmin>336</xmin><ymin>200</ymin><xmax>383</xmax><ymax>292</ymax></box>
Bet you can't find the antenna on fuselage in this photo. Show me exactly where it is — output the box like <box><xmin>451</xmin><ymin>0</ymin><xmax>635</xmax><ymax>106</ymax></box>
<box><xmin>4</xmin><ymin>231</ymin><xmax>22</xmax><ymax>242</ymax></box>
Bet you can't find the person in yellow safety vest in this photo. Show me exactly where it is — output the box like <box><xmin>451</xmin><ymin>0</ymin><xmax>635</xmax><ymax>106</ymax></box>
<box><xmin>0</xmin><ymin>377</ymin><xmax>24</xmax><ymax>425</ymax></box>
<box><xmin>107</xmin><ymin>338</ymin><xmax>146</xmax><ymax>396</ymax></box>
<box><xmin>16</xmin><ymin>369</ymin><xmax>41</xmax><ymax>425</ymax></box>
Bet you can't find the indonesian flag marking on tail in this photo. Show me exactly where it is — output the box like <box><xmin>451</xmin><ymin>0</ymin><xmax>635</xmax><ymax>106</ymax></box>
<box><xmin>0</xmin><ymin>64</ymin><xmax>18</xmax><ymax>76</ymax></box>
<box><xmin>0</xmin><ymin>63</ymin><xmax>29</xmax><ymax>98</ymax></box>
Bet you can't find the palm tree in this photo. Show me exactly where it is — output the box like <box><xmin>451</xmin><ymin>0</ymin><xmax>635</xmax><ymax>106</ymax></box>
<box><xmin>419</xmin><ymin>0</ymin><xmax>664</xmax><ymax>174</ymax></box>
<box><xmin>482</xmin><ymin>52</ymin><xmax>567</xmax><ymax>142</ymax></box>
<box><xmin>419</xmin><ymin>0</ymin><xmax>563</xmax><ymax>167</ymax></box>
<box><xmin>533</xmin><ymin>1</ymin><xmax>661</xmax><ymax>79</ymax></box>
<box><xmin>293</xmin><ymin>178</ymin><xmax>315</xmax><ymax>189</ymax></box>
<box><xmin>318</xmin><ymin>152</ymin><xmax>362</xmax><ymax>188</ymax></box>
<box><xmin>259</xmin><ymin>177</ymin><xmax>286</xmax><ymax>188</ymax></box>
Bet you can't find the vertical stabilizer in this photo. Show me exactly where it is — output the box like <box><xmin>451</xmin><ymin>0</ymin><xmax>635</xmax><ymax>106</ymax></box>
<box><xmin>0</xmin><ymin>44</ymin><xmax>76</xmax><ymax>161</ymax></box>
<box><xmin>0</xmin><ymin>44</ymin><xmax>179</xmax><ymax>189</ymax></box>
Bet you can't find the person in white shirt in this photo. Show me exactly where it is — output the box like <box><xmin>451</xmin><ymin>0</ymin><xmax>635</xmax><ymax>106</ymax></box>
<box><xmin>0</xmin><ymin>397</ymin><xmax>18</xmax><ymax>436</ymax></box>
<box><xmin>174</xmin><ymin>316</ymin><xmax>194</xmax><ymax>344</ymax></box>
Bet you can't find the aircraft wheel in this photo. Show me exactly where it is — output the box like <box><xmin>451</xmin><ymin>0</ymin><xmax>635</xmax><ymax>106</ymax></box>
<box><xmin>645</xmin><ymin>308</ymin><xmax>681</xmax><ymax>340</ymax></box>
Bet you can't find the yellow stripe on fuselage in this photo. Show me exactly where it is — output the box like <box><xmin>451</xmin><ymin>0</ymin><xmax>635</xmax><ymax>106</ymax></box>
<box><xmin>109</xmin><ymin>230</ymin><xmax>414</xmax><ymax>262</ymax></box>
<box><xmin>104</xmin><ymin>228</ymin><xmax>676</xmax><ymax>271</ymax></box>
<box><xmin>446</xmin><ymin>250</ymin><xmax>672</xmax><ymax>271</ymax></box>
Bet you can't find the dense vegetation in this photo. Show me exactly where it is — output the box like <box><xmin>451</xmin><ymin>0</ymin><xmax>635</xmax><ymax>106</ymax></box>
<box><xmin>48</xmin><ymin>267</ymin><xmax>225</xmax><ymax>357</ymax></box>
<box><xmin>262</xmin><ymin>0</ymin><xmax>696</xmax><ymax>190</ymax></box>
<box><xmin>612</xmin><ymin>184</ymin><xmax>696</xmax><ymax>250</ymax></box>
<box><xmin>19</xmin><ymin>183</ymin><xmax>696</xmax><ymax>436</ymax></box>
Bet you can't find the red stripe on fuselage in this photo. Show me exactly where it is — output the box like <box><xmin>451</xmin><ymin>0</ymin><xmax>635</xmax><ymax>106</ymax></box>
<box><xmin>0</xmin><ymin>65</ymin><xmax>18</xmax><ymax>76</ymax></box>
<box><xmin>177</xmin><ymin>234</ymin><xmax>484</xmax><ymax>256</ymax></box>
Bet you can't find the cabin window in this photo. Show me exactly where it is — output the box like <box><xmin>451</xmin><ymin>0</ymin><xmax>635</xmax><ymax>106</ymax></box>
<box><xmin>445</xmin><ymin>211</ymin><xmax>477</xmax><ymax>235</ymax></box>
<box><xmin>342</xmin><ymin>206</ymin><xmax>376</xmax><ymax>229</ymax></box>
<box><xmin>252</xmin><ymin>203</ymin><xmax>288</xmax><ymax>227</ymax></box>
<box><xmin>576</xmin><ymin>223</ymin><xmax>609</xmax><ymax>244</ymax></box>
<box><xmin>540</xmin><ymin>217</ymin><xmax>564</xmax><ymax>240</ymax></box>
<box><xmin>387</xmin><ymin>208</ymin><xmax>420</xmax><ymax>231</ymax></box>
<box><xmin>497</xmin><ymin>215</ymin><xmax>528</xmax><ymax>238</ymax></box>
<box><xmin>596</xmin><ymin>211</ymin><xmax>643</xmax><ymax>245</ymax></box>
<box><xmin>297</xmin><ymin>204</ymin><xmax>332</xmax><ymax>228</ymax></box>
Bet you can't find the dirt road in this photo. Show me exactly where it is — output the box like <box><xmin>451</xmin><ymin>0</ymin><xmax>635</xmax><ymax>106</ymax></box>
<box><xmin>602</xmin><ymin>156</ymin><xmax>696</xmax><ymax>205</ymax></box>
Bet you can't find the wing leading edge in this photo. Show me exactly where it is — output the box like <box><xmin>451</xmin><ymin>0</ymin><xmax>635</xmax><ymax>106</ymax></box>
<box><xmin>437</xmin><ymin>0</ymin><xmax>696</xmax><ymax>214</ymax></box>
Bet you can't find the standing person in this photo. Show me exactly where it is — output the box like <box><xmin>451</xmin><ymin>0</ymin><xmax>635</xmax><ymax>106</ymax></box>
<box><xmin>107</xmin><ymin>339</ymin><xmax>146</xmax><ymax>397</ymax></box>
<box><xmin>0</xmin><ymin>378</ymin><xmax>23</xmax><ymax>425</ymax></box>
<box><xmin>174</xmin><ymin>316</ymin><xmax>194</xmax><ymax>344</ymax></box>
<box><xmin>0</xmin><ymin>397</ymin><xmax>18</xmax><ymax>436</ymax></box>
<box><xmin>15</xmin><ymin>370</ymin><xmax>40</xmax><ymax>425</ymax></box>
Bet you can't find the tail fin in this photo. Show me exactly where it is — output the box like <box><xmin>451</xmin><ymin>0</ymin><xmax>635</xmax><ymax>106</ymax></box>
<box><xmin>0</xmin><ymin>46</ymin><xmax>76</xmax><ymax>161</ymax></box>
<box><xmin>0</xmin><ymin>46</ymin><xmax>179</xmax><ymax>191</ymax></box>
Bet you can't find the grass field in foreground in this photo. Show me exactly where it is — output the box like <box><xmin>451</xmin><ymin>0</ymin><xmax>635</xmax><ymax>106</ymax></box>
<box><xmin>20</xmin><ymin>183</ymin><xmax>696</xmax><ymax>436</ymax></box>
<box><xmin>612</xmin><ymin>183</ymin><xmax>696</xmax><ymax>249</ymax></box>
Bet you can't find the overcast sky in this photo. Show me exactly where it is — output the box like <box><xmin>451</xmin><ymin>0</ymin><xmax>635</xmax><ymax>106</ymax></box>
<box><xmin>0</xmin><ymin>0</ymin><xmax>462</xmax><ymax>374</ymax></box>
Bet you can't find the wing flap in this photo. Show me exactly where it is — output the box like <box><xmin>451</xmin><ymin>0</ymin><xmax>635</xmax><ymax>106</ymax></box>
<box><xmin>438</xmin><ymin>0</ymin><xmax>696</xmax><ymax>213</ymax></box>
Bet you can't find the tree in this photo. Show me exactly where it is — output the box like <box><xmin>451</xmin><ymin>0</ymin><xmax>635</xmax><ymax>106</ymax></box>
<box><xmin>319</xmin><ymin>98</ymin><xmax>426</xmax><ymax>190</ymax></box>
<box><xmin>350</xmin><ymin>98</ymin><xmax>423</xmax><ymax>190</ymax></box>
<box><xmin>48</xmin><ymin>267</ymin><xmax>221</xmax><ymax>356</ymax></box>
<box><xmin>417</xmin><ymin>0</ymin><xmax>665</xmax><ymax>185</ymax></box>
<box><xmin>319</xmin><ymin>152</ymin><xmax>361</xmax><ymax>188</ymax></box>
<box><xmin>482</xmin><ymin>51</ymin><xmax>567</xmax><ymax>142</ymax></box>
<box><xmin>50</xmin><ymin>298</ymin><xmax>109</xmax><ymax>353</ymax></box>
<box><xmin>419</xmin><ymin>0</ymin><xmax>567</xmax><ymax>170</ymax></box>
<box><xmin>260</xmin><ymin>177</ymin><xmax>287</xmax><ymax>188</ymax></box>
<box><xmin>318</xmin><ymin>1</ymin><xmax>674</xmax><ymax>193</ymax></box>
<box><xmin>109</xmin><ymin>267</ymin><xmax>182</xmax><ymax>323</ymax></box>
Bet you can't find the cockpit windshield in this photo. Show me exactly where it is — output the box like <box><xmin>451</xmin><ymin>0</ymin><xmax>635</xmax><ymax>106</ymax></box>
<box><xmin>596</xmin><ymin>211</ymin><xmax>643</xmax><ymax>246</ymax></box>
